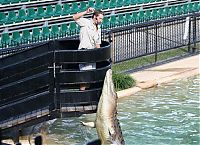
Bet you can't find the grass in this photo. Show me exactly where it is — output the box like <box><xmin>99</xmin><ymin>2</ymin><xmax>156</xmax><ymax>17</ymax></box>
<box><xmin>196</xmin><ymin>42</ymin><xmax>200</xmax><ymax>49</ymax></box>
<box><xmin>113</xmin><ymin>72</ymin><xmax>136</xmax><ymax>91</ymax></box>
<box><xmin>112</xmin><ymin>43</ymin><xmax>199</xmax><ymax>90</ymax></box>
<box><xmin>112</xmin><ymin>46</ymin><xmax>193</xmax><ymax>73</ymax></box>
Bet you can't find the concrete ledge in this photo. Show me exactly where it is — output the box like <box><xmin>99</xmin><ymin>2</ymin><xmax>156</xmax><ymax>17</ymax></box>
<box><xmin>117</xmin><ymin>55</ymin><xmax>199</xmax><ymax>99</ymax></box>
<box><xmin>136</xmin><ymin>80</ymin><xmax>158</xmax><ymax>89</ymax></box>
<box><xmin>117</xmin><ymin>87</ymin><xmax>142</xmax><ymax>98</ymax></box>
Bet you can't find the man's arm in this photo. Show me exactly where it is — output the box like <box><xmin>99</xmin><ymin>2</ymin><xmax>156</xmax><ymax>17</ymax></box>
<box><xmin>73</xmin><ymin>7</ymin><xmax>95</xmax><ymax>21</ymax></box>
<box><xmin>96</xmin><ymin>44</ymin><xmax>100</xmax><ymax>48</ymax></box>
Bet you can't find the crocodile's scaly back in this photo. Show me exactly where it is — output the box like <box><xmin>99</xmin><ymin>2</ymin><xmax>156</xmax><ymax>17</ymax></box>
<box><xmin>95</xmin><ymin>69</ymin><xmax>125</xmax><ymax>145</ymax></box>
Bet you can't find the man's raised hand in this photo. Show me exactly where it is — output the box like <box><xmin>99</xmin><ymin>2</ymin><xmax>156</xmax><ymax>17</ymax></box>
<box><xmin>86</xmin><ymin>7</ymin><xmax>95</xmax><ymax>13</ymax></box>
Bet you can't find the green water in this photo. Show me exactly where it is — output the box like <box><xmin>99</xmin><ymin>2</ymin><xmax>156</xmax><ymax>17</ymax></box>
<box><xmin>46</xmin><ymin>75</ymin><xmax>200</xmax><ymax>145</ymax></box>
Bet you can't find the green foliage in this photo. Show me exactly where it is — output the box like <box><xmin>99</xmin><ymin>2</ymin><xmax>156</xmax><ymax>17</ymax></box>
<box><xmin>197</xmin><ymin>43</ymin><xmax>200</xmax><ymax>49</ymax></box>
<box><xmin>112</xmin><ymin>72</ymin><xmax>135</xmax><ymax>91</ymax></box>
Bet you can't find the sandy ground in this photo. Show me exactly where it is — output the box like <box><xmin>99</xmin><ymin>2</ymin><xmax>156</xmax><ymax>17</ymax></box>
<box><xmin>117</xmin><ymin>54</ymin><xmax>199</xmax><ymax>98</ymax></box>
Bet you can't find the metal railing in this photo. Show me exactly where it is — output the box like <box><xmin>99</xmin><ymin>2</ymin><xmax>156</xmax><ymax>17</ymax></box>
<box><xmin>0</xmin><ymin>39</ymin><xmax>111</xmax><ymax>135</ymax></box>
<box><xmin>102</xmin><ymin>13</ymin><xmax>200</xmax><ymax>66</ymax></box>
<box><xmin>1</xmin><ymin>13</ymin><xmax>199</xmax><ymax>69</ymax></box>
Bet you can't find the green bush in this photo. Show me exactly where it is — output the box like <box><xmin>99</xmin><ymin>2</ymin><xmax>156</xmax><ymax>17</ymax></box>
<box><xmin>112</xmin><ymin>72</ymin><xmax>136</xmax><ymax>91</ymax></box>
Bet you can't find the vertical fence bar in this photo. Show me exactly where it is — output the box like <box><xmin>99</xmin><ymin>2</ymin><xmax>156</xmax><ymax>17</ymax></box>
<box><xmin>49</xmin><ymin>61</ymin><xmax>55</xmax><ymax>112</ymax></box>
<box><xmin>138</xmin><ymin>27</ymin><xmax>140</xmax><ymax>56</ymax></box>
<box><xmin>134</xmin><ymin>27</ymin><xmax>136</xmax><ymax>58</ymax></box>
<box><xmin>126</xmin><ymin>29</ymin><xmax>128</xmax><ymax>59</ymax></box>
<box><xmin>108</xmin><ymin>31</ymin><xmax>115</xmax><ymax>63</ymax></box>
<box><xmin>145</xmin><ymin>26</ymin><xmax>149</xmax><ymax>54</ymax></box>
<box><xmin>188</xmin><ymin>17</ymin><xmax>192</xmax><ymax>52</ymax></box>
<box><xmin>131</xmin><ymin>28</ymin><xmax>134</xmax><ymax>58</ymax></box>
<box><xmin>179</xmin><ymin>19</ymin><xmax>182</xmax><ymax>46</ymax></box>
<box><xmin>136</xmin><ymin>27</ymin><xmax>139</xmax><ymax>57</ymax></box>
<box><xmin>161</xmin><ymin>22</ymin><xmax>164</xmax><ymax>51</ymax></box>
<box><xmin>175</xmin><ymin>19</ymin><xmax>178</xmax><ymax>48</ymax></box>
<box><xmin>192</xmin><ymin>15</ymin><xmax>197</xmax><ymax>53</ymax></box>
<box><xmin>55</xmin><ymin>65</ymin><xmax>60</xmax><ymax>111</ymax></box>
<box><xmin>155</xmin><ymin>23</ymin><xmax>158</xmax><ymax>63</ymax></box>
<box><xmin>164</xmin><ymin>20</ymin><xmax>168</xmax><ymax>50</ymax></box>
<box><xmin>170</xmin><ymin>21</ymin><xmax>173</xmax><ymax>49</ymax></box>
<box><xmin>130</xmin><ymin>28</ymin><xmax>133</xmax><ymax>58</ymax></box>
<box><xmin>171</xmin><ymin>20</ymin><xmax>174</xmax><ymax>48</ymax></box>
<box><xmin>122</xmin><ymin>29</ymin><xmax>125</xmax><ymax>60</ymax></box>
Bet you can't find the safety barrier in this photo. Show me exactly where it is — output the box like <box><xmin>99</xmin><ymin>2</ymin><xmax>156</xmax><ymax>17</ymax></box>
<box><xmin>0</xmin><ymin>39</ymin><xmax>111</xmax><ymax>136</ymax></box>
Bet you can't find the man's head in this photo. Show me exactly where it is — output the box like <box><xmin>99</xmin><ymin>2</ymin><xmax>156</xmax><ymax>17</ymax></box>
<box><xmin>92</xmin><ymin>10</ymin><xmax>104</xmax><ymax>25</ymax></box>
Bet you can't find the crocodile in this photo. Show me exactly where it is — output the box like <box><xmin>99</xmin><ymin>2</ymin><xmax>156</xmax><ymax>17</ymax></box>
<box><xmin>83</xmin><ymin>69</ymin><xmax>125</xmax><ymax>145</ymax></box>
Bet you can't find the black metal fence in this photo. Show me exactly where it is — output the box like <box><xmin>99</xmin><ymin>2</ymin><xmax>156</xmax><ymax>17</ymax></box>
<box><xmin>1</xmin><ymin>13</ymin><xmax>199</xmax><ymax>64</ymax></box>
<box><xmin>0</xmin><ymin>39</ymin><xmax>111</xmax><ymax>136</ymax></box>
<box><xmin>102</xmin><ymin>13</ymin><xmax>200</xmax><ymax>64</ymax></box>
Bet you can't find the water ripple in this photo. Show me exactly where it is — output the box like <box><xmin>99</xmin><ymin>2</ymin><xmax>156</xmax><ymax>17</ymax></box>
<box><xmin>46</xmin><ymin>75</ymin><xmax>199</xmax><ymax>145</ymax></box>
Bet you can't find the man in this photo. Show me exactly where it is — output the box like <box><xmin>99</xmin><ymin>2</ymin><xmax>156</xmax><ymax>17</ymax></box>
<box><xmin>73</xmin><ymin>7</ymin><xmax>104</xmax><ymax>91</ymax></box>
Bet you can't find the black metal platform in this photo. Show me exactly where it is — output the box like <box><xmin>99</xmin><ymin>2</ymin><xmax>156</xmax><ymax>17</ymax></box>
<box><xmin>0</xmin><ymin>39</ymin><xmax>111</xmax><ymax>135</ymax></box>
